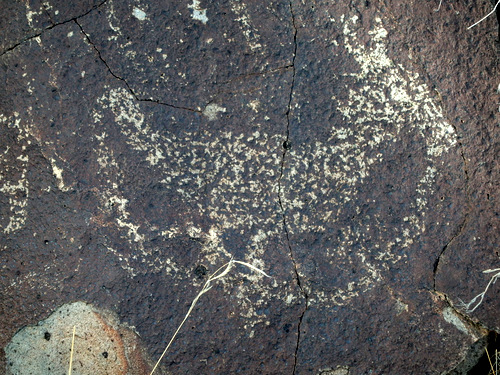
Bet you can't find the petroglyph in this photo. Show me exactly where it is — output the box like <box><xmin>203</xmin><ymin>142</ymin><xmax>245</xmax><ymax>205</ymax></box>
<box><xmin>0</xmin><ymin>113</ymin><xmax>30</xmax><ymax>234</ymax></box>
<box><xmin>1</xmin><ymin>1</ymin><xmax>494</xmax><ymax>373</ymax></box>
<box><xmin>283</xmin><ymin>14</ymin><xmax>460</xmax><ymax>306</ymax></box>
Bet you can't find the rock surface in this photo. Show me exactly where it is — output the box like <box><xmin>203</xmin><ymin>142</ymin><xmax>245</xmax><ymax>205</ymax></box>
<box><xmin>5</xmin><ymin>301</ymin><xmax>156</xmax><ymax>375</ymax></box>
<box><xmin>0</xmin><ymin>0</ymin><xmax>498</xmax><ymax>374</ymax></box>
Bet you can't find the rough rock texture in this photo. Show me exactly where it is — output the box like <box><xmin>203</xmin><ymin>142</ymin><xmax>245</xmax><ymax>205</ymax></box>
<box><xmin>0</xmin><ymin>0</ymin><xmax>498</xmax><ymax>374</ymax></box>
<box><xmin>5</xmin><ymin>301</ymin><xmax>156</xmax><ymax>375</ymax></box>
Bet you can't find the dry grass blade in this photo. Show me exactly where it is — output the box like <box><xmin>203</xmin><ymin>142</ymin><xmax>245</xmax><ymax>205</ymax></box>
<box><xmin>486</xmin><ymin>347</ymin><xmax>496</xmax><ymax>375</ymax></box>
<box><xmin>149</xmin><ymin>257</ymin><xmax>271</xmax><ymax>375</ymax></box>
<box><xmin>434</xmin><ymin>0</ymin><xmax>443</xmax><ymax>12</ymax></box>
<box><xmin>68</xmin><ymin>326</ymin><xmax>76</xmax><ymax>375</ymax></box>
<box><xmin>461</xmin><ymin>268</ymin><xmax>500</xmax><ymax>313</ymax></box>
<box><xmin>468</xmin><ymin>0</ymin><xmax>500</xmax><ymax>29</ymax></box>
<box><xmin>496</xmin><ymin>349</ymin><xmax>498</xmax><ymax>375</ymax></box>
<box><xmin>232</xmin><ymin>260</ymin><xmax>272</xmax><ymax>278</ymax></box>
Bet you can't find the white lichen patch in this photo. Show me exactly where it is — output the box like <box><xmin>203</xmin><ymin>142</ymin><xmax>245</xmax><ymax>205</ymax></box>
<box><xmin>248</xmin><ymin>99</ymin><xmax>260</xmax><ymax>112</ymax></box>
<box><xmin>188</xmin><ymin>0</ymin><xmax>208</xmax><ymax>24</ymax></box>
<box><xmin>394</xmin><ymin>298</ymin><xmax>409</xmax><ymax>315</ymax></box>
<box><xmin>24</xmin><ymin>2</ymin><xmax>44</xmax><ymax>28</ymax></box>
<box><xmin>316</xmin><ymin>366</ymin><xmax>350</xmax><ymax>375</ymax></box>
<box><xmin>202</xmin><ymin>103</ymin><xmax>226</xmax><ymax>121</ymax></box>
<box><xmin>442</xmin><ymin>307</ymin><xmax>475</xmax><ymax>338</ymax></box>
<box><xmin>132</xmin><ymin>7</ymin><xmax>147</xmax><ymax>21</ymax></box>
<box><xmin>105</xmin><ymin>1</ymin><xmax>123</xmax><ymax>41</ymax></box>
<box><xmin>50</xmin><ymin>158</ymin><xmax>69</xmax><ymax>191</ymax></box>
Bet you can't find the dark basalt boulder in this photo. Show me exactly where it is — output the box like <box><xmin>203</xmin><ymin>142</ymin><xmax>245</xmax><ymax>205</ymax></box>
<box><xmin>0</xmin><ymin>0</ymin><xmax>498</xmax><ymax>374</ymax></box>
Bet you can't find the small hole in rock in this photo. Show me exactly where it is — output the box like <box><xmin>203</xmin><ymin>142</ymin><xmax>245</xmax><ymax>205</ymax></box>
<box><xmin>194</xmin><ymin>265</ymin><xmax>208</xmax><ymax>278</ymax></box>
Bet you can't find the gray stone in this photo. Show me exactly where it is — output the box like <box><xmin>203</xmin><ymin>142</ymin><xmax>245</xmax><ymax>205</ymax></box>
<box><xmin>6</xmin><ymin>301</ymin><xmax>156</xmax><ymax>375</ymax></box>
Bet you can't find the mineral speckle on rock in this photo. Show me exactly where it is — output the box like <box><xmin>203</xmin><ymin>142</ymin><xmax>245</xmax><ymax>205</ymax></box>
<box><xmin>0</xmin><ymin>0</ymin><xmax>498</xmax><ymax>374</ymax></box>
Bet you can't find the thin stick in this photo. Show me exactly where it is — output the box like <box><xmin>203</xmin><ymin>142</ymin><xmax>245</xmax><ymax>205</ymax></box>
<box><xmin>68</xmin><ymin>326</ymin><xmax>76</xmax><ymax>375</ymax></box>
<box><xmin>486</xmin><ymin>347</ymin><xmax>496</xmax><ymax>375</ymax></box>
<box><xmin>149</xmin><ymin>258</ymin><xmax>270</xmax><ymax>375</ymax></box>
<box><xmin>468</xmin><ymin>0</ymin><xmax>500</xmax><ymax>29</ymax></box>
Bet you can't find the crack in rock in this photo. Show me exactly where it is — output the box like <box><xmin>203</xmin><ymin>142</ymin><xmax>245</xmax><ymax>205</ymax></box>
<box><xmin>378</xmin><ymin>5</ymin><xmax>473</xmax><ymax>296</ymax></box>
<box><xmin>277</xmin><ymin>2</ymin><xmax>309</xmax><ymax>374</ymax></box>
<box><xmin>75</xmin><ymin>19</ymin><xmax>201</xmax><ymax>114</ymax></box>
<box><xmin>432</xmin><ymin>214</ymin><xmax>470</xmax><ymax>290</ymax></box>
<box><xmin>430</xmin><ymin>290</ymin><xmax>500</xmax><ymax>373</ymax></box>
<box><xmin>0</xmin><ymin>0</ymin><xmax>109</xmax><ymax>57</ymax></box>
<box><xmin>431</xmin><ymin>99</ymin><xmax>472</xmax><ymax>291</ymax></box>
<box><xmin>382</xmin><ymin>17</ymin><xmax>474</xmax><ymax>293</ymax></box>
<box><xmin>434</xmin><ymin>290</ymin><xmax>488</xmax><ymax>338</ymax></box>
